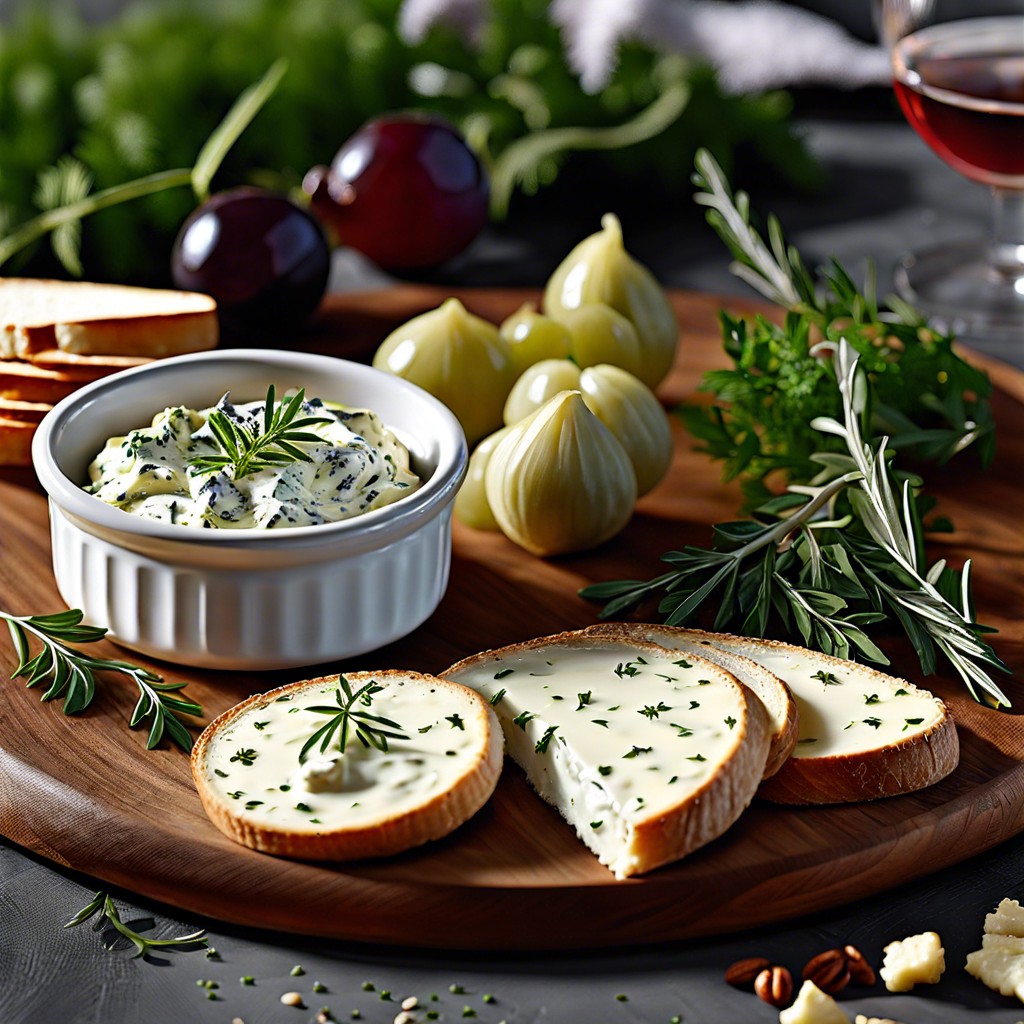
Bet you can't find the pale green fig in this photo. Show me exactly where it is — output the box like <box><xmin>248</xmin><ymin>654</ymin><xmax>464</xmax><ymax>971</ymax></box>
<box><xmin>454</xmin><ymin>426</ymin><xmax>513</xmax><ymax>530</ymax></box>
<box><xmin>559</xmin><ymin>303</ymin><xmax>644</xmax><ymax>379</ymax></box>
<box><xmin>578</xmin><ymin>364</ymin><xmax>673</xmax><ymax>496</ymax></box>
<box><xmin>543</xmin><ymin>213</ymin><xmax>678</xmax><ymax>387</ymax></box>
<box><xmin>485</xmin><ymin>390</ymin><xmax>637</xmax><ymax>556</ymax></box>
<box><xmin>499</xmin><ymin>302</ymin><xmax>572</xmax><ymax>375</ymax></box>
<box><xmin>373</xmin><ymin>298</ymin><xmax>516</xmax><ymax>445</ymax></box>
<box><xmin>503</xmin><ymin>358</ymin><xmax>582</xmax><ymax>425</ymax></box>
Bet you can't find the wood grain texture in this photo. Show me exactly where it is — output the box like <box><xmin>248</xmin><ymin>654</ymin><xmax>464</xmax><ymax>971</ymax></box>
<box><xmin>0</xmin><ymin>287</ymin><xmax>1022</xmax><ymax>950</ymax></box>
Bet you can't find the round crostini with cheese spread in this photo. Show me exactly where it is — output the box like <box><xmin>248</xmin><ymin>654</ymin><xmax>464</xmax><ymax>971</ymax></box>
<box><xmin>191</xmin><ymin>670</ymin><xmax>503</xmax><ymax>860</ymax></box>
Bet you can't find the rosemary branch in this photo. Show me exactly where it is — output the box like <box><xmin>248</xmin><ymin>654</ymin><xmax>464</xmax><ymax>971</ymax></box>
<box><xmin>1</xmin><ymin>608</ymin><xmax>201</xmax><ymax>750</ymax></box>
<box><xmin>65</xmin><ymin>891</ymin><xmax>207</xmax><ymax>958</ymax></box>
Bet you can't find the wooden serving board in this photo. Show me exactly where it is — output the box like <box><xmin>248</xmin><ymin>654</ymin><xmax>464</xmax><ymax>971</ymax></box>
<box><xmin>1</xmin><ymin>287</ymin><xmax>1023</xmax><ymax>951</ymax></box>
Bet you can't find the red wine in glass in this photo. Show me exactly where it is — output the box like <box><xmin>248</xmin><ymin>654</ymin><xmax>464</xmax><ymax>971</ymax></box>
<box><xmin>894</xmin><ymin>19</ymin><xmax>1024</xmax><ymax>188</ymax></box>
<box><xmin>886</xmin><ymin>13</ymin><xmax>1024</xmax><ymax>345</ymax></box>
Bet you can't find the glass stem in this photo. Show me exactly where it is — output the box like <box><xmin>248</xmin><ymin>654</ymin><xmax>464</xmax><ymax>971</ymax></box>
<box><xmin>990</xmin><ymin>188</ymin><xmax>1024</xmax><ymax>280</ymax></box>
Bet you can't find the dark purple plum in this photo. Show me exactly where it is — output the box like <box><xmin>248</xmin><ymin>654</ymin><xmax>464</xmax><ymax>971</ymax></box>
<box><xmin>172</xmin><ymin>187</ymin><xmax>330</xmax><ymax>334</ymax></box>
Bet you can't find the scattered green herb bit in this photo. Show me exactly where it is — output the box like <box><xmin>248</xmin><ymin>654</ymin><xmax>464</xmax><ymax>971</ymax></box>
<box><xmin>863</xmin><ymin>717</ymin><xmax>883</xmax><ymax>729</ymax></box>
<box><xmin>593</xmin><ymin>719</ymin><xmax>610</xmax><ymax>728</ymax></box>
<box><xmin>275</xmin><ymin>694</ymin><xmax>293</xmax><ymax>702</ymax></box>
<box><xmin>813</xmin><ymin>671</ymin><xmax>842</xmax><ymax>687</ymax></box>
<box><xmin>231</xmin><ymin>748</ymin><xmax>258</xmax><ymax>766</ymax></box>
<box><xmin>430</xmin><ymin>994</ymin><xmax>440</xmax><ymax>1002</ymax></box>
<box><xmin>895</xmin><ymin>688</ymin><xmax>910</xmax><ymax>696</ymax></box>
<box><xmin>607</xmin><ymin>705</ymin><xmax>621</xmax><ymax>711</ymax></box>
<box><xmin>489</xmin><ymin>688</ymin><xmax>507</xmax><ymax>706</ymax></box>
<box><xmin>206</xmin><ymin>991</ymin><xmax>218</xmax><ymax>1001</ymax></box>
<box><xmin>313</xmin><ymin>981</ymin><xmax>327</xmax><ymax>993</ymax></box>
<box><xmin>483</xmin><ymin>994</ymin><xmax>496</xmax><ymax>1004</ymax></box>
<box><xmin>290</xmin><ymin>965</ymin><xmax>305</xmax><ymax>976</ymax></box>
<box><xmin>279</xmin><ymin>784</ymin><xmax>291</xmax><ymax>792</ymax></box>
<box><xmin>724</xmin><ymin>715</ymin><xmax>736</xmax><ymax>729</ymax></box>
<box><xmin>463</xmin><ymin>1007</ymin><xmax>477</xmax><ymax>1018</ymax></box>
<box><xmin>598</xmin><ymin>765</ymin><xmax>613</xmax><ymax>776</ymax></box>
<box><xmin>494</xmin><ymin>668</ymin><xmax>514</xmax><ymax>679</ymax></box>
<box><xmin>590</xmin><ymin>820</ymin><xmax>603</xmax><ymax>830</ymax></box>
<box><xmin>309</xmin><ymin>817</ymin><xmax>322</xmax><ymax>824</ymax></box>
<box><xmin>616</xmin><ymin>993</ymin><xmax>629</xmax><ymax>1002</ymax></box>
<box><xmin>903</xmin><ymin>717</ymin><xmax>925</xmax><ymax>731</ymax></box>
<box><xmin>361</xmin><ymin>982</ymin><xmax>375</xmax><ymax>992</ymax></box>
<box><xmin>295</xmin><ymin>802</ymin><xmax>312</xmax><ymax>813</ymax></box>
<box><xmin>535</xmin><ymin>725</ymin><xmax>558</xmax><ymax>754</ymax></box>
<box><xmin>253</xmin><ymin>720</ymin><xmax>270</xmax><ymax>730</ymax></box>
<box><xmin>864</xmin><ymin>694</ymin><xmax>880</xmax><ymax>705</ymax></box>
<box><xmin>418</xmin><ymin>724</ymin><xmax>434</xmax><ymax>734</ymax></box>
<box><xmin>689</xmin><ymin>701</ymin><xmax>700</xmax><ymax>710</ymax></box>
<box><xmin>551</xmin><ymin>694</ymin><xmax>565</xmax><ymax>701</ymax></box>
<box><xmin>65</xmin><ymin>891</ymin><xmax>207</xmax><ymax>957</ymax></box>
<box><xmin>668</xmin><ymin>775</ymin><xmax>679</xmax><ymax>784</ymax></box>
<box><xmin>655</xmin><ymin>673</ymin><xmax>676</xmax><ymax>682</ymax></box>
<box><xmin>577</xmin><ymin>691</ymin><xmax>593</xmax><ymax>710</ymax></box>
<box><xmin>244</xmin><ymin>800</ymin><xmax>263</xmax><ymax>810</ymax></box>
<box><xmin>614</xmin><ymin>662</ymin><xmax>640</xmax><ymax>678</ymax></box>
<box><xmin>797</xmin><ymin>737</ymin><xmax>819</xmax><ymax>744</ymax></box>
<box><xmin>687</xmin><ymin>753</ymin><xmax>707</xmax><ymax>762</ymax></box>
<box><xmin>446</xmin><ymin>713</ymin><xmax>465</xmax><ymax>731</ymax></box>
<box><xmin>512</xmin><ymin>711</ymin><xmax>535</xmax><ymax>730</ymax></box>
<box><xmin>674</xmin><ymin>659</ymin><xmax>692</xmax><ymax>668</ymax></box>
<box><xmin>639</xmin><ymin>702</ymin><xmax>671</xmax><ymax>720</ymax></box>
<box><xmin>227</xmin><ymin>790</ymin><xmax>244</xmax><ymax>800</ymax></box>
<box><xmin>624</xmin><ymin>745</ymin><xmax>652</xmax><ymax>759</ymax></box>
<box><xmin>379</xmin><ymin>989</ymin><xmax>392</xmax><ymax>1001</ymax></box>
<box><xmin>241</xmin><ymin>976</ymin><xmax>254</xmax><ymax>985</ymax></box>
<box><xmin>445</xmin><ymin>750</ymin><xmax>457</xmax><ymax>757</ymax></box>
<box><xmin>300</xmin><ymin>675</ymin><xmax>409</xmax><ymax>763</ymax></box>
<box><xmin>352</xmin><ymin>1012</ymin><xmax>363</xmax><ymax>1020</ymax></box>
<box><xmin>426</xmin><ymin>1013</ymin><xmax>439</xmax><ymax>1021</ymax></box>
<box><xmin>0</xmin><ymin>607</ymin><xmax>202</xmax><ymax>751</ymax></box>
<box><xmin>449</xmin><ymin>983</ymin><xmax>466</xmax><ymax>994</ymax></box>
<box><xmin>673</xmin><ymin>724</ymin><xmax>694</xmax><ymax>738</ymax></box>
<box><xmin>670</xmin><ymin>1016</ymin><xmax>682</xmax><ymax>1023</ymax></box>
<box><xmin>213</xmin><ymin>769</ymin><xmax>228</xmax><ymax>778</ymax></box>
<box><xmin>204</xmin><ymin>947</ymin><xmax>219</xmax><ymax>959</ymax></box>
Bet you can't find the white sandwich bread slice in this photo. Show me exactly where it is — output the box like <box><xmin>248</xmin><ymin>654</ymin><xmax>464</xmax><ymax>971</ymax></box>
<box><xmin>0</xmin><ymin>277</ymin><xmax>218</xmax><ymax>359</ymax></box>
<box><xmin>611</xmin><ymin>627</ymin><xmax>958</xmax><ymax>804</ymax></box>
<box><xmin>191</xmin><ymin>670</ymin><xmax>503</xmax><ymax>861</ymax></box>
<box><xmin>0</xmin><ymin>356</ymin><xmax>148</xmax><ymax>402</ymax></box>
<box><xmin>582</xmin><ymin>622</ymin><xmax>798</xmax><ymax>779</ymax></box>
<box><xmin>443</xmin><ymin>629</ymin><xmax>772</xmax><ymax>878</ymax></box>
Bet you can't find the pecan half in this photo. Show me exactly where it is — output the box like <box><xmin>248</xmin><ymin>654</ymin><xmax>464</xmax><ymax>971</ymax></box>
<box><xmin>845</xmin><ymin>944</ymin><xmax>877</xmax><ymax>986</ymax></box>
<box><xmin>724</xmin><ymin>956</ymin><xmax>771</xmax><ymax>989</ymax></box>
<box><xmin>754</xmin><ymin>965</ymin><xmax>793</xmax><ymax>1008</ymax></box>
<box><xmin>802</xmin><ymin>948</ymin><xmax>851</xmax><ymax>995</ymax></box>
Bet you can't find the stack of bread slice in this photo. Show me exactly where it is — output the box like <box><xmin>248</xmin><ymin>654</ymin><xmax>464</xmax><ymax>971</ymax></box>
<box><xmin>0</xmin><ymin>278</ymin><xmax>218</xmax><ymax>465</ymax></box>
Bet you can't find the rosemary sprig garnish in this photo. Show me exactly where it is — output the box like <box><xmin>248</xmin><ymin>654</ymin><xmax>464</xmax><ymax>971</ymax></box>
<box><xmin>188</xmin><ymin>386</ymin><xmax>332</xmax><ymax>479</ymax></box>
<box><xmin>1</xmin><ymin>608</ymin><xmax>201</xmax><ymax>750</ymax></box>
<box><xmin>65</xmin><ymin>891</ymin><xmax>207</xmax><ymax>958</ymax></box>
<box><xmin>299</xmin><ymin>676</ymin><xmax>409</xmax><ymax>764</ymax></box>
<box><xmin>581</xmin><ymin>341</ymin><xmax>1009</xmax><ymax>707</ymax></box>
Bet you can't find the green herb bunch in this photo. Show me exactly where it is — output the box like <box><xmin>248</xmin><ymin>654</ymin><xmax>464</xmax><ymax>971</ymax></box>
<box><xmin>682</xmin><ymin>151</ymin><xmax>994</xmax><ymax>509</ymax></box>
<box><xmin>582</xmin><ymin>341</ymin><xmax>1009</xmax><ymax>707</ymax></box>
<box><xmin>1</xmin><ymin>608</ymin><xmax>201</xmax><ymax>750</ymax></box>
<box><xmin>299</xmin><ymin>676</ymin><xmax>409</xmax><ymax>763</ymax></box>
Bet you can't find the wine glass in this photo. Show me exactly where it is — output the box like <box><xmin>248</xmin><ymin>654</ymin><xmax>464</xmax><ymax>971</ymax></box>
<box><xmin>879</xmin><ymin>0</ymin><xmax>1024</xmax><ymax>345</ymax></box>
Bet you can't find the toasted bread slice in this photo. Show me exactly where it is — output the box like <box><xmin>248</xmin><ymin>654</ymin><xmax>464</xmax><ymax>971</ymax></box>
<box><xmin>0</xmin><ymin>278</ymin><xmax>217</xmax><ymax>358</ymax></box>
<box><xmin>582</xmin><ymin>622</ymin><xmax>798</xmax><ymax>779</ymax></box>
<box><xmin>0</xmin><ymin>398</ymin><xmax>51</xmax><ymax>424</ymax></box>
<box><xmin>0</xmin><ymin>357</ymin><xmax>144</xmax><ymax>402</ymax></box>
<box><xmin>0</xmin><ymin>417</ymin><xmax>35</xmax><ymax>466</ymax></box>
<box><xmin>24</xmin><ymin>349</ymin><xmax>153</xmax><ymax>370</ymax></box>
<box><xmin>645</xmin><ymin>629</ymin><xmax>958</xmax><ymax>804</ymax></box>
<box><xmin>191</xmin><ymin>671</ymin><xmax>503</xmax><ymax>861</ymax></box>
<box><xmin>443</xmin><ymin>630</ymin><xmax>772</xmax><ymax>878</ymax></box>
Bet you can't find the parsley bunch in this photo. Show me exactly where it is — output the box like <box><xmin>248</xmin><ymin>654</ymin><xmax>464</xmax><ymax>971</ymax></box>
<box><xmin>683</xmin><ymin>150</ymin><xmax>994</xmax><ymax>508</ymax></box>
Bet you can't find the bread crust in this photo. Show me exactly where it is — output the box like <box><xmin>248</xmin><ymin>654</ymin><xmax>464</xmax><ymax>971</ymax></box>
<box><xmin>191</xmin><ymin>670</ymin><xmax>504</xmax><ymax>861</ymax></box>
<box><xmin>443</xmin><ymin>629</ymin><xmax>773</xmax><ymax>877</ymax></box>
<box><xmin>650</xmin><ymin>628</ymin><xmax>959</xmax><ymax>804</ymax></box>
<box><xmin>0</xmin><ymin>417</ymin><xmax>35</xmax><ymax>466</ymax></box>
<box><xmin>580</xmin><ymin>621</ymin><xmax>799</xmax><ymax>779</ymax></box>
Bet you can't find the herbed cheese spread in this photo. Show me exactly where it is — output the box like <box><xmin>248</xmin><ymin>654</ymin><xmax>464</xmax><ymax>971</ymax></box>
<box><xmin>199</xmin><ymin>677</ymin><xmax>484</xmax><ymax>832</ymax></box>
<box><xmin>85</xmin><ymin>393</ymin><xmax>419</xmax><ymax>529</ymax></box>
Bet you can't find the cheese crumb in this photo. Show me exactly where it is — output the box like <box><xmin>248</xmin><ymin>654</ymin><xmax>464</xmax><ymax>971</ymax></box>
<box><xmin>966</xmin><ymin>900</ymin><xmax>1024</xmax><ymax>1003</ymax></box>
<box><xmin>879</xmin><ymin>931</ymin><xmax>944</xmax><ymax>991</ymax></box>
<box><xmin>778</xmin><ymin>980</ymin><xmax>851</xmax><ymax>1024</ymax></box>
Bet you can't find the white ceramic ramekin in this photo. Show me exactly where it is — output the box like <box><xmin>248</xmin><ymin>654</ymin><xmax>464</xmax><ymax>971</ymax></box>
<box><xmin>32</xmin><ymin>349</ymin><xmax>467</xmax><ymax>670</ymax></box>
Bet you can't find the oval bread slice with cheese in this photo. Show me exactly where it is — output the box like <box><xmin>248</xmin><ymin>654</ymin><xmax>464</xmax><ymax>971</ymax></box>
<box><xmin>582</xmin><ymin>622</ymin><xmax>798</xmax><ymax>779</ymax></box>
<box><xmin>443</xmin><ymin>631</ymin><xmax>772</xmax><ymax>878</ymax></box>
<box><xmin>191</xmin><ymin>670</ymin><xmax>503</xmax><ymax>861</ymax></box>
<box><xmin>641</xmin><ymin>628</ymin><xmax>958</xmax><ymax>804</ymax></box>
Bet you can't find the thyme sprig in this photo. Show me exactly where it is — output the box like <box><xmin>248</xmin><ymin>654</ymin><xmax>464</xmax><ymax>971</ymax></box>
<box><xmin>65</xmin><ymin>891</ymin><xmax>207</xmax><ymax>958</ymax></box>
<box><xmin>188</xmin><ymin>386</ymin><xmax>332</xmax><ymax>479</ymax></box>
<box><xmin>299</xmin><ymin>676</ymin><xmax>409</xmax><ymax>764</ymax></box>
<box><xmin>581</xmin><ymin>341</ymin><xmax>1008</xmax><ymax>707</ymax></box>
<box><xmin>1</xmin><ymin>608</ymin><xmax>201</xmax><ymax>750</ymax></box>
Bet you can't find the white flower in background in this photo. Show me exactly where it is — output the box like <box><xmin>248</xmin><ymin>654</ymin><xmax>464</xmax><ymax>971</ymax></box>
<box><xmin>398</xmin><ymin>0</ymin><xmax>890</xmax><ymax>94</ymax></box>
